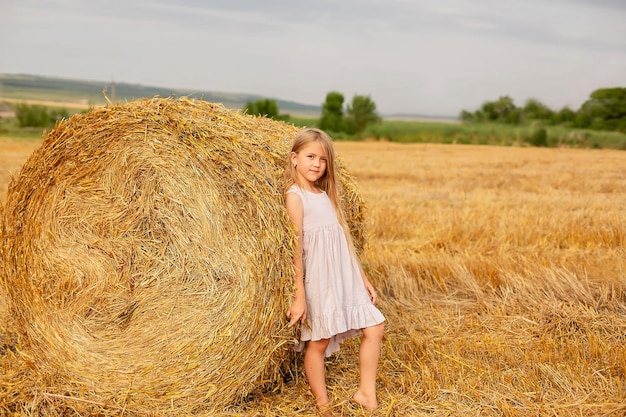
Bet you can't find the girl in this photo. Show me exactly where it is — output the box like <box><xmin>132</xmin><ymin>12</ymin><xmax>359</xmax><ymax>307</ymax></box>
<box><xmin>284</xmin><ymin>128</ymin><xmax>385</xmax><ymax>412</ymax></box>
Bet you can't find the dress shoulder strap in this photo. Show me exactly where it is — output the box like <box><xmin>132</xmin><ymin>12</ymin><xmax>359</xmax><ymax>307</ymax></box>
<box><xmin>287</xmin><ymin>184</ymin><xmax>304</xmax><ymax>197</ymax></box>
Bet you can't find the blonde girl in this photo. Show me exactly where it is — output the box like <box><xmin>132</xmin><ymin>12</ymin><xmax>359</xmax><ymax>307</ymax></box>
<box><xmin>284</xmin><ymin>128</ymin><xmax>385</xmax><ymax>412</ymax></box>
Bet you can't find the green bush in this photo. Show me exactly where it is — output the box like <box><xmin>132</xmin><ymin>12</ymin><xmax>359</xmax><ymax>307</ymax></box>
<box><xmin>15</xmin><ymin>103</ymin><xmax>49</xmax><ymax>127</ymax></box>
<box><xmin>526</xmin><ymin>126</ymin><xmax>548</xmax><ymax>147</ymax></box>
<box><xmin>13</xmin><ymin>103</ymin><xmax>69</xmax><ymax>128</ymax></box>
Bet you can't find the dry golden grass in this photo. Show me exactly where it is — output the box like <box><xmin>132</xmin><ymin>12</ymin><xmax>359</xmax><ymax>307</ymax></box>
<box><xmin>0</xmin><ymin>139</ymin><xmax>41</xmax><ymax>204</ymax></box>
<box><xmin>2</xmin><ymin>137</ymin><xmax>626</xmax><ymax>416</ymax></box>
<box><xmin>338</xmin><ymin>142</ymin><xmax>626</xmax><ymax>417</ymax></box>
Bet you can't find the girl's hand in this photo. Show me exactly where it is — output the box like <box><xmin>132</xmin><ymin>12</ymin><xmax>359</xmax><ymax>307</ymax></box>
<box><xmin>364</xmin><ymin>280</ymin><xmax>379</xmax><ymax>305</ymax></box>
<box><xmin>358</xmin><ymin>263</ymin><xmax>379</xmax><ymax>305</ymax></box>
<box><xmin>287</xmin><ymin>297</ymin><xmax>306</xmax><ymax>327</ymax></box>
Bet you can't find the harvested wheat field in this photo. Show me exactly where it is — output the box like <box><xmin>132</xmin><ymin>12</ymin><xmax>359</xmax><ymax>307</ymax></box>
<box><xmin>2</xmin><ymin>118</ymin><xmax>626</xmax><ymax>416</ymax></box>
<box><xmin>0</xmin><ymin>139</ymin><xmax>41</xmax><ymax>202</ymax></box>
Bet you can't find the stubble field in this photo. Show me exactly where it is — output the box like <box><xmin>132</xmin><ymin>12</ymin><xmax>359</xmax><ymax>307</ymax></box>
<box><xmin>1</xmin><ymin>138</ymin><xmax>625</xmax><ymax>416</ymax></box>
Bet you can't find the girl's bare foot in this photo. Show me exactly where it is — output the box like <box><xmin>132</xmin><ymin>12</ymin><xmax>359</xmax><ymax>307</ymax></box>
<box><xmin>353</xmin><ymin>390</ymin><xmax>377</xmax><ymax>410</ymax></box>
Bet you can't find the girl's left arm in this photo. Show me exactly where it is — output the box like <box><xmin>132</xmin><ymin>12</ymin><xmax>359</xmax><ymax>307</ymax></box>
<box><xmin>358</xmin><ymin>262</ymin><xmax>378</xmax><ymax>305</ymax></box>
<box><xmin>285</xmin><ymin>192</ymin><xmax>307</xmax><ymax>327</ymax></box>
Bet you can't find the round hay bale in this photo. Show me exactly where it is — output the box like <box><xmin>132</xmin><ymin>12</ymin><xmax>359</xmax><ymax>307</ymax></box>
<box><xmin>0</xmin><ymin>200</ymin><xmax>6</xmax><ymax>333</ymax></box>
<box><xmin>0</xmin><ymin>97</ymin><xmax>365</xmax><ymax>413</ymax></box>
<box><xmin>0</xmin><ymin>200</ymin><xmax>9</xmax><ymax>337</ymax></box>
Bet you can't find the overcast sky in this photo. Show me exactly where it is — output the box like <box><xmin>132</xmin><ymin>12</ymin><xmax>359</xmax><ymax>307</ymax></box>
<box><xmin>1</xmin><ymin>0</ymin><xmax>625</xmax><ymax>116</ymax></box>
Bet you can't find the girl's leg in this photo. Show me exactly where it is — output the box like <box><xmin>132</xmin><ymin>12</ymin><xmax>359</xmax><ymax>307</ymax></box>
<box><xmin>353</xmin><ymin>323</ymin><xmax>384</xmax><ymax>410</ymax></box>
<box><xmin>304</xmin><ymin>338</ymin><xmax>331</xmax><ymax>408</ymax></box>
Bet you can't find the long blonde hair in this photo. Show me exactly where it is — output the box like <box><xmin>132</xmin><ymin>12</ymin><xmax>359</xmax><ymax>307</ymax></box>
<box><xmin>284</xmin><ymin>128</ymin><xmax>355</xmax><ymax>251</ymax></box>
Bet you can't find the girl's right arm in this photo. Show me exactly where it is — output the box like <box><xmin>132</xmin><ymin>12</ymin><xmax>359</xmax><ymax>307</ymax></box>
<box><xmin>285</xmin><ymin>192</ymin><xmax>306</xmax><ymax>327</ymax></box>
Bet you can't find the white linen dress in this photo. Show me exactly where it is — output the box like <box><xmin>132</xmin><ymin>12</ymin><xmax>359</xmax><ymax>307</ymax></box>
<box><xmin>288</xmin><ymin>185</ymin><xmax>385</xmax><ymax>357</ymax></box>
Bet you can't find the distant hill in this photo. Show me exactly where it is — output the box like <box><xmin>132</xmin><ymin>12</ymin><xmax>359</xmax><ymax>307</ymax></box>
<box><xmin>0</xmin><ymin>73</ymin><xmax>321</xmax><ymax>116</ymax></box>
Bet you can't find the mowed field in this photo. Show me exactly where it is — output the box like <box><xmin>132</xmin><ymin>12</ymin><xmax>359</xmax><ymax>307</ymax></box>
<box><xmin>1</xmin><ymin>138</ymin><xmax>625</xmax><ymax>416</ymax></box>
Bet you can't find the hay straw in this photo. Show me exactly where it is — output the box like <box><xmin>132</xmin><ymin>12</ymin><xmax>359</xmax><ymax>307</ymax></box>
<box><xmin>6</xmin><ymin>130</ymin><xmax>625</xmax><ymax>416</ymax></box>
<box><xmin>0</xmin><ymin>97</ymin><xmax>365</xmax><ymax>414</ymax></box>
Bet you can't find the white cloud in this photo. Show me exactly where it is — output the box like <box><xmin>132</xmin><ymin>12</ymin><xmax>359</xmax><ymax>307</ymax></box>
<box><xmin>1</xmin><ymin>0</ymin><xmax>625</xmax><ymax>115</ymax></box>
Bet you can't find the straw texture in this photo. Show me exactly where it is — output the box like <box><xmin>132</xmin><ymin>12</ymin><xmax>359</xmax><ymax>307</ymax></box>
<box><xmin>0</xmin><ymin>97</ymin><xmax>365</xmax><ymax>414</ymax></box>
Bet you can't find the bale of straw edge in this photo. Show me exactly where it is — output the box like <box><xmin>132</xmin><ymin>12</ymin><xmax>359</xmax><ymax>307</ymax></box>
<box><xmin>0</xmin><ymin>97</ymin><xmax>365</xmax><ymax>414</ymax></box>
<box><xmin>0</xmin><ymin>200</ymin><xmax>6</xmax><ymax>337</ymax></box>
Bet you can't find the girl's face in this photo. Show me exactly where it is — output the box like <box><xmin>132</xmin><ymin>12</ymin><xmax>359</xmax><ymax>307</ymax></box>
<box><xmin>291</xmin><ymin>141</ymin><xmax>328</xmax><ymax>189</ymax></box>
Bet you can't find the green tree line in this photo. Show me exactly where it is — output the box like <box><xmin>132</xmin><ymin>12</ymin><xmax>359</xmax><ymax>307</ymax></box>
<box><xmin>10</xmin><ymin>92</ymin><xmax>383</xmax><ymax>136</ymax></box>
<box><xmin>244</xmin><ymin>91</ymin><xmax>381</xmax><ymax>136</ymax></box>
<box><xmin>242</xmin><ymin>99</ymin><xmax>291</xmax><ymax>122</ymax></box>
<box><xmin>460</xmin><ymin>87</ymin><xmax>626</xmax><ymax>133</ymax></box>
<box><xmin>319</xmin><ymin>91</ymin><xmax>381</xmax><ymax>135</ymax></box>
